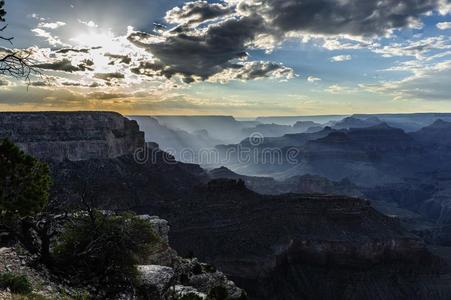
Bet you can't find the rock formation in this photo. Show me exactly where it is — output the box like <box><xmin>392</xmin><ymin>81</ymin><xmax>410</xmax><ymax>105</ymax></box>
<box><xmin>0</xmin><ymin>215</ymin><xmax>246</xmax><ymax>299</ymax></box>
<box><xmin>0</xmin><ymin>112</ymin><xmax>144</xmax><ymax>162</ymax></box>
<box><xmin>4</xmin><ymin>111</ymin><xmax>451</xmax><ymax>299</ymax></box>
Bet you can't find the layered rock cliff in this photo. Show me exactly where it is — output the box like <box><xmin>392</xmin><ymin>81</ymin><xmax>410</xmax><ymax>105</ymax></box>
<box><xmin>168</xmin><ymin>180</ymin><xmax>451</xmax><ymax>300</ymax></box>
<box><xmin>0</xmin><ymin>112</ymin><xmax>144</xmax><ymax>162</ymax></box>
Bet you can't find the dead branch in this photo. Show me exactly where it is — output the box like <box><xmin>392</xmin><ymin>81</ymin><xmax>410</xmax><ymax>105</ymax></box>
<box><xmin>0</xmin><ymin>23</ymin><xmax>13</xmax><ymax>45</ymax></box>
<box><xmin>0</xmin><ymin>50</ymin><xmax>42</xmax><ymax>82</ymax></box>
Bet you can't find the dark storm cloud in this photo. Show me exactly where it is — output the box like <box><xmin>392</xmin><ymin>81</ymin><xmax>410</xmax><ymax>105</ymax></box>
<box><xmin>128</xmin><ymin>15</ymin><xmax>270</xmax><ymax>80</ymax></box>
<box><xmin>34</xmin><ymin>58</ymin><xmax>87</xmax><ymax>72</ymax></box>
<box><xmin>56</xmin><ymin>48</ymin><xmax>90</xmax><ymax>54</ymax></box>
<box><xmin>244</xmin><ymin>0</ymin><xmax>442</xmax><ymax>36</ymax></box>
<box><xmin>105</xmin><ymin>53</ymin><xmax>132</xmax><ymax>65</ymax></box>
<box><xmin>94</xmin><ymin>72</ymin><xmax>125</xmax><ymax>81</ymax></box>
<box><xmin>233</xmin><ymin>61</ymin><xmax>294</xmax><ymax>80</ymax></box>
<box><xmin>126</xmin><ymin>0</ymin><xmax>445</xmax><ymax>84</ymax></box>
<box><xmin>165</xmin><ymin>1</ymin><xmax>233</xmax><ymax>25</ymax></box>
<box><xmin>131</xmin><ymin>61</ymin><xmax>177</xmax><ymax>79</ymax></box>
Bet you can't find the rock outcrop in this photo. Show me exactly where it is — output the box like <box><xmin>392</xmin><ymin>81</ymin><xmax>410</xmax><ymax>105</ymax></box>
<box><xmin>208</xmin><ymin>167</ymin><xmax>363</xmax><ymax>197</ymax></box>
<box><xmin>0</xmin><ymin>215</ymin><xmax>246</xmax><ymax>300</ymax></box>
<box><xmin>0</xmin><ymin>112</ymin><xmax>144</xmax><ymax>162</ymax></box>
<box><xmin>136</xmin><ymin>215</ymin><xmax>246</xmax><ymax>300</ymax></box>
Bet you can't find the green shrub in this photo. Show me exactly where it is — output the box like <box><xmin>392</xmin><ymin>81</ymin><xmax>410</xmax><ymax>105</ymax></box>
<box><xmin>0</xmin><ymin>139</ymin><xmax>50</xmax><ymax>219</ymax></box>
<box><xmin>53</xmin><ymin>211</ymin><xmax>159</xmax><ymax>297</ymax></box>
<box><xmin>179</xmin><ymin>293</ymin><xmax>203</xmax><ymax>300</ymax></box>
<box><xmin>0</xmin><ymin>272</ymin><xmax>32</xmax><ymax>294</ymax></box>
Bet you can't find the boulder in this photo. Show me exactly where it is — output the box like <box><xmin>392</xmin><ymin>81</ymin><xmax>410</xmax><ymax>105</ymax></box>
<box><xmin>137</xmin><ymin>265</ymin><xmax>175</xmax><ymax>296</ymax></box>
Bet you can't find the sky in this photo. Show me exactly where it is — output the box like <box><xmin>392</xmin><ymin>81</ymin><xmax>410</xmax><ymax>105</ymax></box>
<box><xmin>0</xmin><ymin>0</ymin><xmax>450</xmax><ymax>116</ymax></box>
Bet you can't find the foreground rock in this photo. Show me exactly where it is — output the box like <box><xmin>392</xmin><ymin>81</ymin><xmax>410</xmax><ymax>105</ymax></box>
<box><xmin>0</xmin><ymin>215</ymin><xmax>246</xmax><ymax>299</ymax></box>
<box><xmin>0</xmin><ymin>246</ymin><xmax>85</xmax><ymax>298</ymax></box>
<box><xmin>136</xmin><ymin>215</ymin><xmax>246</xmax><ymax>299</ymax></box>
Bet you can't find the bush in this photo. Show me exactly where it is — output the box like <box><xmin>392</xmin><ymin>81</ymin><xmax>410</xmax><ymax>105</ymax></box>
<box><xmin>0</xmin><ymin>272</ymin><xmax>32</xmax><ymax>294</ymax></box>
<box><xmin>179</xmin><ymin>293</ymin><xmax>203</xmax><ymax>300</ymax></box>
<box><xmin>53</xmin><ymin>211</ymin><xmax>159</xmax><ymax>296</ymax></box>
<box><xmin>0</xmin><ymin>139</ymin><xmax>51</xmax><ymax>219</ymax></box>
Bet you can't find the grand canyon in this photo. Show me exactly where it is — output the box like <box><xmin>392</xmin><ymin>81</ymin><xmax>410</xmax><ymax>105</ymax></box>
<box><xmin>1</xmin><ymin>0</ymin><xmax>451</xmax><ymax>299</ymax></box>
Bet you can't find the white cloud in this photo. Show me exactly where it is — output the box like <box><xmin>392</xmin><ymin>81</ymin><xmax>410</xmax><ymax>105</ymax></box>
<box><xmin>437</xmin><ymin>22</ymin><xmax>451</xmax><ymax>30</ymax></box>
<box><xmin>208</xmin><ymin>61</ymin><xmax>295</xmax><ymax>83</ymax></box>
<box><xmin>31</xmin><ymin>28</ymin><xmax>69</xmax><ymax>47</ymax></box>
<box><xmin>362</xmin><ymin>61</ymin><xmax>451</xmax><ymax>101</ymax></box>
<box><xmin>330</xmin><ymin>55</ymin><xmax>352</xmax><ymax>62</ymax></box>
<box><xmin>38</xmin><ymin>21</ymin><xmax>66</xmax><ymax>29</ymax></box>
<box><xmin>325</xmin><ymin>84</ymin><xmax>357</xmax><ymax>94</ymax></box>
<box><xmin>78</xmin><ymin>20</ymin><xmax>99</xmax><ymax>28</ymax></box>
<box><xmin>307</xmin><ymin>76</ymin><xmax>321</xmax><ymax>82</ymax></box>
<box><xmin>371</xmin><ymin>36</ymin><xmax>451</xmax><ymax>60</ymax></box>
<box><xmin>438</xmin><ymin>0</ymin><xmax>451</xmax><ymax>15</ymax></box>
<box><xmin>30</xmin><ymin>13</ymin><xmax>46</xmax><ymax>21</ymax></box>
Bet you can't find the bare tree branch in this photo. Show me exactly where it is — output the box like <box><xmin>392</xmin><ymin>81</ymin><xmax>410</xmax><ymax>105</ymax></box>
<box><xmin>0</xmin><ymin>0</ymin><xmax>42</xmax><ymax>82</ymax></box>
<box><xmin>0</xmin><ymin>24</ymin><xmax>13</xmax><ymax>45</ymax></box>
<box><xmin>0</xmin><ymin>50</ymin><xmax>42</xmax><ymax>82</ymax></box>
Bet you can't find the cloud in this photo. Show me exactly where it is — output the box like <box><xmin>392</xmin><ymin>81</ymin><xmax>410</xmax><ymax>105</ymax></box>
<box><xmin>87</xmin><ymin>92</ymin><xmax>128</xmax><ymax>100</ymax></box>
<box><xmin>15</xmin><ymin>0</ymin><xmax>450</xmax><ymax>102</ymax></box>
<box><xmin>31</xmin><ymin>28</ymin><xmax>69</xmax><ymax>47</ymax></box>
<box><xmin>437</xmin><ymin>22</ymin><xmax>451</xmax><ymax>30</ymax></box>
<box><xmin>34</xmin><ymin>58</ymin><xmax>92</xmax><ymax>72</ymax></box>
<box><xmin>363</xmin><ymin>61</ymin><xmax>451</xmax><ymax>101</ymax></box>
<box><xmin>30</xmin><ymin>81</ymin><xmax>51</xmax><ymax>87</ymax></box>
<box><xmin>326</xmin><ymin>84</ymin><xmax>357</xmax><ymax>94</ymax></box>
<box><xmin>307</xmin><ymin>76</ymin><xmax>321</xmax><ymax>83</ymax></box>
<box><xmin>78</xmin><ymin>20</ymin><xmax>99</xmax><ymax>28</ymax></box>
<box><xmin>0</xmin><ymin>78</ymin><xmax>9</xmax><ymax>86</ymax></box>
<box><xmin>165</xmin><ymin>0</ymin><xmax>233</xmax><ymax>25</ymax></box>
<box><xmin>233</xmin><ymin>0</ymin><xmax>442</xmax><ymax>37</ymax></box>
<box><xmin>209</xmin><ymin>61</ymin><xmax>294</xmax><ymax>83</ymax></box>
<box><xmin>94</xmin><ymin>72</ymin><xmax>125</xmax><ymax>81</ymax></box>
<box><xmin>125</xmin><ymin>0</ymin><xmax>445</xmax><ymax>86</ymax></box>
<box><xmin>128</xmin><ymin>15</ymin><xmax>267</xmax><ymax>80</ymax></box>
<box><xmin>105</xmin><ymin>53</ymin><xmax>132</xmax><ymax>65</ymax></box>
<box><xmin>330</xmin><ymin>55</ymin><xmax>352</xmax><ymax>62</ymax></box>
<box><xmin>130</xmin><ymin>61</ymin><xmax>178</xmax><ymax>80</ymax></box>
<box><xmin>372</xmin><ymin>36</ymin><xmax>451</xmax><ymax>60</ymax></box>
<box><xmin>38</xmin><ymin>21</ymin><xmax>66</xmax><ymax>29</ymax></box>
<box><xmin>56</xmin><ymin>48</ymin><xmax>90</xmax><ymax>54</ymax></box>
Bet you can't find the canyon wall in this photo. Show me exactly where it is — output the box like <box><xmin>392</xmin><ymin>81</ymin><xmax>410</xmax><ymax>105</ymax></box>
<box><xmin>0</xmin><ymin>112</ymin><xmax>144</xmax><ymax>162</ymax></box>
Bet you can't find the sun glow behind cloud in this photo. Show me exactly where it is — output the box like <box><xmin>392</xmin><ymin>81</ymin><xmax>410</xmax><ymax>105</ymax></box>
<box><xmin>0</xmin><ymin>0</ymin><xmax>450</xmax><ymax>116</ymax></box>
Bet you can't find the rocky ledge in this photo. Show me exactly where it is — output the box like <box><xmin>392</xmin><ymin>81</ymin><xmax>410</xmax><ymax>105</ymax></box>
<box><xmin>0</xmin><ymin>215</ymin><xmax>246</xmax><ymax>299</ymax></box>
<box><xmin>0</xmin><ymin>112</ymin><xmax>144</xmax><ymax>162</ymax></box>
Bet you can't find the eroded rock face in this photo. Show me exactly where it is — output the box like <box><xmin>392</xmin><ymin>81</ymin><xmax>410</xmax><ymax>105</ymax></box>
<box><xmin>136</xmin><ymin>216</ymin><xmax>247</xmax><ymax>300</ymax></box>
<box><xmin>164</xmin><ymin>180</ymin><xmax>451</xmax><ymax>300</ymax></box>
<box><xmin>137</xmin><ymin>265</ymin><xmax>175</xmax><ymax>295</ymax></box>
<box><xmin>0</xmin><ymin>112</ymin><xmax>144</xmax><ymax>162</ymax></box>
